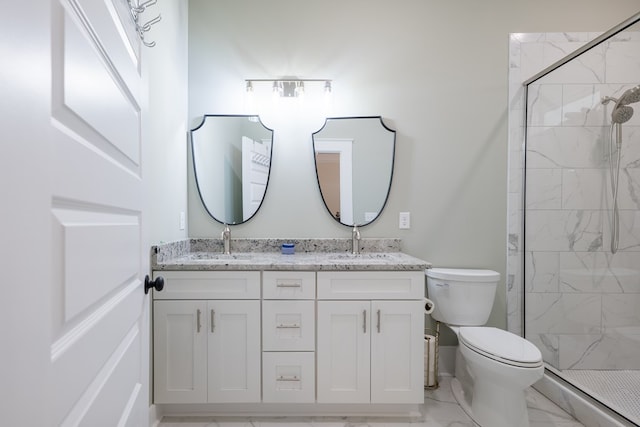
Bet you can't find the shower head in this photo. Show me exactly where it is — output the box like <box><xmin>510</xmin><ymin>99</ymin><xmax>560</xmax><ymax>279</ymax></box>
<box><xmin>601</xmin><ymin>85</ymin><xmax>640</xmax><ymax>106</ymax></box>
<box><xmin>611</xmin><ymin>105</ymin><xmax>634</xmax><ymax>124</ymax></box>
<box><xmin>602</xmin><ymin>85</ymin><xmax>640</xmax><ymax>124</ymax></box>
<box><xmin>618</xmin><ymin>85</ymin><xmax>640</xmax><ymax>106</ymax></box>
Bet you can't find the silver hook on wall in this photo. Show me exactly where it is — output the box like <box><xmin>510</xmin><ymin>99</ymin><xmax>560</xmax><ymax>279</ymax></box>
<box><xmin>139</xmin><ymin>0</ymin><xmax>158</xmax><ymax>9</ymax></box>
<box><xmin>126</xmin><ymin>0</ymin><xmax>161</xmax><ymax>48</ymax></box>
<box><xmin>138</xmin><ymin>15</ymin><xmax>161</xmax><ymax>47</ymax></box>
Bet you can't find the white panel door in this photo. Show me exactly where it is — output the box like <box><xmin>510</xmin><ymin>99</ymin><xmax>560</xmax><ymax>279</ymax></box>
<box><xmin>207</xmin><ymin>300</ymin><xmax>261</xmax><ymax>403</ymax></box>
<box><xmin>1</xmin><ymin>0</ymin><xmax>149</xmax><ymax>425</ymax></box>
<box><xmin>153</xmin><ymin>301</ymin><xmax>208</xmax><ymax>404</ymax></box>
<box><xmin>317</xmin><ymin>301</ymin><xmax>371</xmax><ymax>403</ymax></box>
<box><xmin>371</xmin><ymin>300</ymin><xmax>424</xmax><ymax>404</ymax></box>
<box><xmin>314</xmin><ymin>139</ymin><xmax>353</xmax><ymax>224</ymax></box>
<box><xmin>241</xmin><ymin>136</ymin><xmax>271</xmax><ymax>221</ymax></box>
<box><xmin>50</xmin><ymin>0</ymin><xmax>149</xmax><ymax>424</ymax></box>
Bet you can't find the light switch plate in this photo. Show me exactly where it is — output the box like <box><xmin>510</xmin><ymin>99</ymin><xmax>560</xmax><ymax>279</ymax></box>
<box><xmin>179</xmin><ymin>211</ymin><xmax>186</xmax><ymax>230</ymax></box>
<box><xmin>399</xmin><ymin>212</ymin><xmax>410</xmax><ymax>229</ymax></box>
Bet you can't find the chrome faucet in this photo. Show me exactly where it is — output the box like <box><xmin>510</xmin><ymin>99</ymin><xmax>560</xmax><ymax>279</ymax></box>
<box><xmin>351</xmin><ymin>225</ymin><xmax>361</xmax><ymax>255</ymax></box>
<box><xmin>221</xmin><ymin>224</ymin><xmax>231</xmax><ymax>254</ymax></box>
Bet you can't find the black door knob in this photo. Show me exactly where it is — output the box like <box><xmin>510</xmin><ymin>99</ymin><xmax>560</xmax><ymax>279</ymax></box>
<box><xmin>145</xmin><ymin>275</ymin><xmax>164</xmax><ymax>294</ymax></box>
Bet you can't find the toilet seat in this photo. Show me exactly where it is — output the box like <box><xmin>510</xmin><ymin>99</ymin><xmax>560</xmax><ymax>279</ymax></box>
<box><xmin>459</xmin><ymin>327</ymin><xmax>543</xmax><ymax>368</ymax></box>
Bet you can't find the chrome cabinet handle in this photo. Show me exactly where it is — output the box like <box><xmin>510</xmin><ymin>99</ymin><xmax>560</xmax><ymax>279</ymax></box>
<box><xmin>276</xmin><ymin>375</ymin><xmax>300</xmax><ymax>382</ymax></box>
<box><xmin>276</xmin><ymin>324</ymin><xmax>300</xmax><ymax>329</ymax></box>
<box><xmin>276</xmin><ymin>282</ymin><xmax>301</xmax><ymax>288</ymax></box>
<box><xmin>377</xmin><ymin>309</ymin><xmax>381</xmax><ymax>333</ymax></box>
<box><xmin>211</xmin><ymin>309</ymin><xmax>215</xmax><ymax>333</ymax></box>
<box><xmin>363</xmin><ymin>309</ymin><xmax>367</xmax><ymax>333</ymax></box>
<box><xmin>196</xmin><ymin>309</ymin><xmax>202</xmax><ymax>333</ymax></box>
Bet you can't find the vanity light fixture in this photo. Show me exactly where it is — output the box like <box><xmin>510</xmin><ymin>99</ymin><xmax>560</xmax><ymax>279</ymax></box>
<box><xmin>246</xmin><ymin>78</ymin><xmax>332</xmax><ymax>98</ymax></box>
<box><xmin>244</xmin><ymin>80</ymin><xmax>255</xmax><ymax>111</ymax></box>
<box><xmin>272</xmin><ymin>81</ymin><xmax>281</xmax><ymax>97</ymax></box>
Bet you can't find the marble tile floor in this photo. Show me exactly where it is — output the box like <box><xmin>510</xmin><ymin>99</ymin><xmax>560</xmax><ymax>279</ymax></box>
<box><xmin>158</xmin><ymin>377</ymin><xmax>584</xmax><ymax>427</ymax></box>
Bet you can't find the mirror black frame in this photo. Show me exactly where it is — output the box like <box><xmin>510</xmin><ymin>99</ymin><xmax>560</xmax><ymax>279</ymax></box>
<box><xmin>312</xmin><ymin>116</ymin><xmax>396</xmax><ymax>227</ymax></box>
<box><xmin>190</xmin><ymin>114</ymin><xmax>274</xmax><ymax>225</ymax></box>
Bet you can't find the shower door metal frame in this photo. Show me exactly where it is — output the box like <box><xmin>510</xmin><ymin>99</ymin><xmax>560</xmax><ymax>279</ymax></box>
<box><xmin>522</xmin><ymin>12</ymin><xmax>640</xmax><ymax>87</ymax></box>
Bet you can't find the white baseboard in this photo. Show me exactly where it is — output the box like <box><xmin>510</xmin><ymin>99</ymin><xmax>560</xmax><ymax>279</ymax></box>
<box><xmin>158</xmin><ymin>403</ymin><xmax>422</xmax><ymax>418</ymax></box>
<box><xmin>149</xmin><ymin>404</ymin><xmax>163</xmax><ymax>427</ymax></box>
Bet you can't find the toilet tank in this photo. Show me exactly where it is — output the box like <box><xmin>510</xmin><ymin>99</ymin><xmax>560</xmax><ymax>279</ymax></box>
<box><xmin>426</xmin><ymin>268</ymin><xmax>500</xmax><ymax>326</ymax></box>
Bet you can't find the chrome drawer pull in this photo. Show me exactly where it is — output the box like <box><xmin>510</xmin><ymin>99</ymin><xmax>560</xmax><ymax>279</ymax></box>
<box><xmin>196</xmin><ymin>309</ymin><xmax>202</xmax><ymax>333</ymax></box>
<box><xmin>377</xmin><ymin>309</ymin><xmax>381</xmax><ymax>333</ymax></box>
<box><xmin>276</xmin><ymin>283</ymin><xmax>301</xmax><ymax>288</ymax></box>
<box><xmin>211</xmin><ymin>309</ymin><xmax>215</xmax><ymax>333</ymax></box>
<box><xmin>276</xmin><ymin>323</ymin><xmax>300</xmax><ymax>329</ymax></box>
<box><xmin>276</xmin><ymin>375</ymin><xmax>300</xmax><ymax>382</ymax></box>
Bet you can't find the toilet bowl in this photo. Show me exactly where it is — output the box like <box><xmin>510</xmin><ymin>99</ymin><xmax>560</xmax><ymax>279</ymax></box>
<box><xmin>426</xmin><ymin>268</ymin><xmax>544</xmax><ymax>427</ymax></box>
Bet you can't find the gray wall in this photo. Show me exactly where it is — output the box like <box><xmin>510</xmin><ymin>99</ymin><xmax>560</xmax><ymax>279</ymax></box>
<box><xmin>145</xmin><ymin>0</ymin><xmax>189</xmax><ymax>244</ymax></box>
<box><xmin>183</xmin><ymin>0</ymin><xmax>640</xmax><ymax>343</ymax></box>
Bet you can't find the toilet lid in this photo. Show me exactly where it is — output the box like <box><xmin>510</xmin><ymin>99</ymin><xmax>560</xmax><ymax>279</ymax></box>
<box><xmin>426</xmin><ymin>268</ymin><xmax>500</xmax><ymax>282</ymax></box>
<box><xmin>459</xmin><ymin>327</ymin><xmax>543</xmax><ymax>368</ymax></box>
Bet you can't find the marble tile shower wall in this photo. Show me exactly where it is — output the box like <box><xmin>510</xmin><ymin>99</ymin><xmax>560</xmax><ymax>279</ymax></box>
<box><xmin>507</xmin><ymin>31</ymin><xmax>640</xmax><ymax>370</ymax></box>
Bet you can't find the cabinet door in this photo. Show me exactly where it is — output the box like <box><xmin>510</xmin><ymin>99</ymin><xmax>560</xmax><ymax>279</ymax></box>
<box><xmin>317</xmin><ymin>300</ymin><xmax>371</xmax><ymax>403</ymax></box>
<box><xmin>207</xmin><ymin>300</ymin><xmax>261</xmax><ymax>402</ymax></box>
<box><xmin>153</xmin><ymin>300</ymin><xmax>207</xmax><ymax>404</ymax></box>
<box><xmin>370</xmin><ymin>300</ymin><xmax>424</xmax><ymax>404</ymax></box>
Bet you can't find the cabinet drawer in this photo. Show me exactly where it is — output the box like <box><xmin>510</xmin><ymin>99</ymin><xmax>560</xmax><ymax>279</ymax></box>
<box><xmin>263</xmin><ymin>271</ymin><xmax>315</xmax><ymax>299</ymax></box>
<box><xmin>262</xmin><ymin>300</ymin><xmax>315</xmax><ymax>351</ymax></box>
<box><xmin>153</xmin><ymin>271</ymin><xmax>260</xmax><ymax>299</ymax></box>
<box><xmin>262</xmin><ymin>352</ymin><xmax>315</xmax><ymax>403</ymax></box>
<box><xmin>317</xmin><ymin>271</ymin><xmax>424</xmax><ymax>300</ymax></box>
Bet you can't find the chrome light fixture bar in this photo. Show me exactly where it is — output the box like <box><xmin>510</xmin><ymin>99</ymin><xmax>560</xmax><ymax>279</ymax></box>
<box><xmin>246</xmin><ymin>78</ymin><xmax>332</xmax><ymax>98</ymax></box>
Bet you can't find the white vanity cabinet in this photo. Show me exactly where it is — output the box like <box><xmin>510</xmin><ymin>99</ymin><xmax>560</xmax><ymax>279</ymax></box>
<box><xmin>316</xmin><ymin>271</ymin><xmax>424</xmax><ymax>404</ymax></box>
<box><xmin>153</xmin><ymin>271</ymin><xmax>261</xmax><ymax>404</ymax></box>
<box><xmin>152</xmin><ymin>267</ymin><xmax>425</xmax><ymax>412</ymax></box>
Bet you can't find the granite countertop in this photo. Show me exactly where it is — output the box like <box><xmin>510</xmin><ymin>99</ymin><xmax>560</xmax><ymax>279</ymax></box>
<box><xmin>152</xmin><ymin>238</ymin><xmax>430</xmax><ymax>272</ymax></box>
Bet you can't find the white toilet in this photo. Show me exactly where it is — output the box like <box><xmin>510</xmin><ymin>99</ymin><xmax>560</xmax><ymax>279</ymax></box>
<box><xmin>426</xmin><ymin>268</ymin><xmax>544</xmax><ymax>427</ymax></box>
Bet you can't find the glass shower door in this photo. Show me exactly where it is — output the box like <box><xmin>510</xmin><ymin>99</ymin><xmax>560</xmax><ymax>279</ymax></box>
<box><xmin>523</xmin><ymin>20</ymin><xmax>640</xmax><ymax>425</ymax></box>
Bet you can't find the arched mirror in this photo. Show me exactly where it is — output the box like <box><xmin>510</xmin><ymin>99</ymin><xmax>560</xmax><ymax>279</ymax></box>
<box><xmin>190</xmin><ymin>115</ymin><xmax>273</xmax><ymax>225</ymax></box>
<box><xmin>312</xmin><ymin>116</ymin><xmax>395</xmax><ymax>227</ymax></box>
